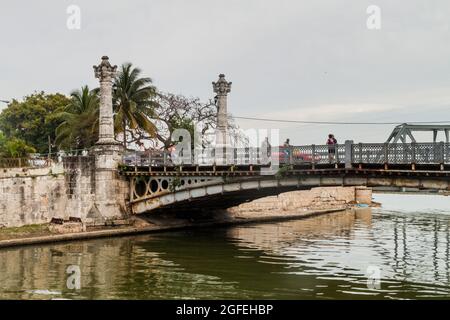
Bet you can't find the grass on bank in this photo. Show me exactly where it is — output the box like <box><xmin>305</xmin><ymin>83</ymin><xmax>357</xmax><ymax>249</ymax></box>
<box><xmin>0</xmin><ymin>224</ymin><xmax>50</xmax><ymax>241</ymax></box>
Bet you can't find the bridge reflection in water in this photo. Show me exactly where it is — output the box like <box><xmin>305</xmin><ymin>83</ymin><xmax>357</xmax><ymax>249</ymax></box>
<box><xmin>0</xmin><ymin>202</ymin><xmax>449</xmax><ymax>299</ymax></box>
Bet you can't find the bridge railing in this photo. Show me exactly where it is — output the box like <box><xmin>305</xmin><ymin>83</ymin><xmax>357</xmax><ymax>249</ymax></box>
<box><xmin>284</xmin><ymin>144</ymin><xmax>346</xmax><ymax>165</ymax></box>
<box><xmin>121</xmin><ymin>142</ymin><xmax>450</xmax><ymax>168</ymax></box>
<box><xmin>351</xmin><ymin>142</ymin><xmax>450</xmax><ymax>164</ymax></box>
<box><xmin>122</xmin><ymin>148</ymin><xmax>269</xmax><ymax>167</ymax></box>
<box><xmin>121</xmin><ymin>145</ymin><xmax>347</xmax><ymax>167</ymax></box>
<box><xmin>0</xmin><ymin>157</ymin><xmax>54</xmax><ymax>169</ymax></box>
<box><xmin>286</xmin><ymin>143</ymin><xmax>450</xmax><ymax>165</ymax></box>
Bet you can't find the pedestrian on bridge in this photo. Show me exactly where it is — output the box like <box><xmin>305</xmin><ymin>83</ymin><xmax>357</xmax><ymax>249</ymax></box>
<box><xmin>283</xmin><ymin>139</ymin><xmax>291</xmax><ymax>148</ymax></box>
<box><xmin>283</xmin><ymin>138</ymin><xmax>292</xmax><ymax>163</ymax></box>
<box><xmin>168</xmin><ymin>144</ymin><xmax>177</xmax><ymax>164</ymax></box>
<box><xmin>327</xmin><ymin>134</ymin><xmax>337</xmax><ymax>163</ymax></box>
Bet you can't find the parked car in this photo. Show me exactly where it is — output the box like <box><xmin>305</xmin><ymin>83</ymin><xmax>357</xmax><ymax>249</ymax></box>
<box><xmin>274</xmin><ymin>147</ymin><xmax>321</xmax><ymax>164</ymax></box>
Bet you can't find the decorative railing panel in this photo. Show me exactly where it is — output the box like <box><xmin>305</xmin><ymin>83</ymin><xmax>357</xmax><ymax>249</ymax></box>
<box><xmin>0</xmin><ymin>157</ymin><xmax>53</xmax><ymax>169</ymax></box>
<box><xmin>121</xmin><ymin>143</ymin><xmax>450</xmax><ymax>167</ymax></box>
<box><xmin>350</xmin><ymin>143</ymin><xmax>450</xmax><ymax>164</ymax></box>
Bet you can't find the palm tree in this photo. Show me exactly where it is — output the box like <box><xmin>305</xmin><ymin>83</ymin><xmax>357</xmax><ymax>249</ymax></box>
<box><xmin>113</xmin><ymin>63</ymin><xmax>157</xmax><ymax>149</ymax></box>
<box><xmin>54</xmin><ymin>86</ymin><xmax>99</xmax><ymax>150</ymax></box>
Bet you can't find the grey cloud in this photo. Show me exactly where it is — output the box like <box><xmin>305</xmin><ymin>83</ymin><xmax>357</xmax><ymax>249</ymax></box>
<box><xmin>1</xmin><ymin>0</ymin><xmax>449</xmax><ymax>143</ymax></box>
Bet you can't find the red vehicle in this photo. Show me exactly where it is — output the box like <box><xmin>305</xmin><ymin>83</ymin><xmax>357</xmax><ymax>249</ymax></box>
<box><xmin>274</xmin><ymin>147</ymin><xmax>321</xmax><ymax>164</ymax></box>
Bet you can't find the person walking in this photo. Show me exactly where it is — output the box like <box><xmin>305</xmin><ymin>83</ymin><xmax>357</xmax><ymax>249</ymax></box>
<box><xmin>283</xmin><ymin>138</ymin><xmax>292</xmax><ymax>164</ymax></box>
<box><xmin>168</xmin><ymin>144</ymin><xmax>177</xmax><ymax>165</ymax></box>
<box><xmin>327</xmin><ymin>134</ymin><xmax>338</xmax><ymax>163</ymax></box>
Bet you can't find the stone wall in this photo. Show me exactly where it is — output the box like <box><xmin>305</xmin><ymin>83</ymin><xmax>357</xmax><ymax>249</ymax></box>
<box><xmin>0</xmin><ymin>160</ymin><xmax>371</xmax><ymax>229</ymax></box>
<box><xmin>0</xmin><ymin>164</ymin><xmax>66</xmax><ymax>228</ymax></box>
<box><xmin>228</xmin><ymin>186</ymin><xmax>371</xmax><ymax>216</ymax></box>
<box><xmin>0</xmin><ymin>157</ymin><xmax>129</xmax><ymax>229</ymax></box>
<box><xmin>63</xmin><ymin>157</ymin><xmax>96</xmax><ymax>223</ymax></box>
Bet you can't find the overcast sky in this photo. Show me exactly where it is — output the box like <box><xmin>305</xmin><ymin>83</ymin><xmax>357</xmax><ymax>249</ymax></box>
<box><xmin>1</xmin><ymin>0</ymin><xmax>450</xmax><ymax>144</ymax></box>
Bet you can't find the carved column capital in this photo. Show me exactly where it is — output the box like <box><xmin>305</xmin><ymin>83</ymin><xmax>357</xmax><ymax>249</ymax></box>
<box><xmin>212</xmin><ymin>74</ymin><xmax>232</xmax><ymax>96</ymax></box>
<box><xmin>93</xmin><ymin>56</ymin><xmax>117</xmax><ymax>82</ymax></box>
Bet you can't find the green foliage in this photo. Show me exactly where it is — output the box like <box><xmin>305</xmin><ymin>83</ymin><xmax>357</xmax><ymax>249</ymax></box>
<box><xmin>0</xmin><ymin>92</ymin><xmax>70</xmax><ymax>153</ymax></box>
<box><xmin>53</xmin><ymin>86</ymin><xmax>99</xmax><ymax>150</ymax></box>
<box><xmin>0</xmin><ymin>62</ymin><xmax>160</xmax><ymax>153</ymax></box>
<box><xmin>113</xmin><ymin>63</ymin><xmax>158</xmax><ymax>149</ymax></box>
<box><xmin>169</xmin><ymin>177</ymin><xmax>182</xmax><ymax>192</ymax></box>
<box><xmin>169</xmin><ymin>115</ymin><xmax>196</xmax><ymax>148</ymax></box>
<box><xmin>118</xmin><ymin>164</ymin><xmax>130</xmax><ymax>172</ymax></box>
<box><xmin>0</xmin><ymin>132</ymin><xmax>36</xmax><ymax>158</ymax></box>
<box><xmin>169</xmin><ymin>166</ymin><xmax>183</xmax><ymax>192</ymax></box>
<box><xmin>276</xmin><ymin>164</ymin><xmax>291</xmax><ymax>178</ymax></box>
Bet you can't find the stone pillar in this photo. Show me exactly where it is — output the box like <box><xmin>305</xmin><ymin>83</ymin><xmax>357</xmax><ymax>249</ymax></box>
<box><xmin>94</xmin><ymin>56</ymin><xmax>117</xmax><ymax>145</ymax></box>
<box><xmin>89</xmin><ymin>56</ymin><xmax>127</xmax><ymax>224</ymax></box>
<box><xmin>345</xmin><ymin>140</ymin><xmax>354</xmax><ymax>169</ymax></box>
<box><xmin>212</xmin><ymin>74</ymin><xmax>232</xmax><ymax>145</ymax></box>
<box><xmin>355</xmin><ymin>186</ymin><xmax>372</xmax><ymax>205</ymax></box>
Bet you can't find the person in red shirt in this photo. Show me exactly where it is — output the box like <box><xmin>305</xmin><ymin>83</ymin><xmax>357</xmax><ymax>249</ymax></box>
<box><xmin>327</xmin><ymin>134</ymin><xmax>338</xmax><ymax>163</ymax></box>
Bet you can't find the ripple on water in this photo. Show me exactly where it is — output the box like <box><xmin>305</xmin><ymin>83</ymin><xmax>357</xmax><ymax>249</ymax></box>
<box><xmin>1</xmin><ymin>195</ymin><xmax>450</xmax><ymax>299</ymax></box>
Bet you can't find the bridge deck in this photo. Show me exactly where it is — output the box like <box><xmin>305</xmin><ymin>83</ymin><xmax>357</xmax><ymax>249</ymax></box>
<box><xmin>120</xmin><ymin>143</ymin><xmax>450</xmax><ymax>214</ymax></box>
<box><xmin>119</xmin><ymin>163</ymin><xmax>450</xmax><ymax>177</ymax></box>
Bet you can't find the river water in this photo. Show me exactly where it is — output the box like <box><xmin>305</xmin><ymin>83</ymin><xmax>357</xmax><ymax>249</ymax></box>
<box><xmin>1</xmin><ymin>194</ymin><xmax>450</xmax><ymax>300</ymax></box>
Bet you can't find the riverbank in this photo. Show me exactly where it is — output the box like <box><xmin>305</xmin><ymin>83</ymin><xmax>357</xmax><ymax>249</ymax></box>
<box><xmin>1</xmin><ymin>194</ymin><xmax>448</xmax><ymax>300</ymax></box>
<box><xmin>0</xmin><ymin>186</ymin><xmax>373</xmax><ymax>249</ymax></box>
<box><xmin>0</xmin><ymin>207</ymin><xmax>351</xmax><ymax>249</ymax></box>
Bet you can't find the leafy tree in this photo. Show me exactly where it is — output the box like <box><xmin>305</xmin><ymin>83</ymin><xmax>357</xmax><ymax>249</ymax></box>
<box><xmin>152</xmin><ymin>93</ymin><xmax>214</xmax><ymax>150</ymax></box>
<box><xmin>0</xmin><ymin>132</ymin><xmax>36</xmax><ymax>158</ymax></box>
<box><xmin>145</xmin><ymin>93</ymin><xmax>245</xmax><ymax>150</ymax></box>
<box><xmin>0</xmin><ymin>92</ymin><xmax>70</xmax><ymax>153</ymax></box>
<box><xmin>53</xmin><ymin>86</ymin><xmax>99</xmax><ymax>150</ymax></box>
<box><xmin>113</xmin><ymin>63</ymin><xmax>158</xmax><ymax>149</ymax></box>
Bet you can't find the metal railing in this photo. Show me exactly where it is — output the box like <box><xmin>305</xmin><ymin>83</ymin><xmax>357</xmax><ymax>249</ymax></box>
<box><xmin>0</xmin><ymin>157</ymin><xmax>54</xmax><ymax>169</ymax></box>
<box><xmin>121</xmin><ymin>145</ymin><xmax>345</xmax><ymax>167</ymax></box>
<box><xmin>121</xmin><ymin>142</ymin><xmax>450</xmax><ymax>168</ymax></box>
<box><xmin>122</xmin><ymin>147</ymin><xmax>269</xmax><ymax>167</ymax></box>
<box><xmin>351</xmin><ymin>142</ymin><xmax>450</xmax><ymax>164</ymax></box>
<box><xmin>6</xmin><ymin>143</ymin><xmax>445</xmax><ymax>169</ymax></box>
<box><xmin>0</xmin><ymin>149</ymin><xmax>92</xmax><ymax>169</ymax></box>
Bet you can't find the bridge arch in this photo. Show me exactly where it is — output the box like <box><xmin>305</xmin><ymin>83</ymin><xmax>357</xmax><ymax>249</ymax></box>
<box><xmin>129</xmin><ymin>171</ymin><xmax>450</xmax><ymax>215</ymax></box>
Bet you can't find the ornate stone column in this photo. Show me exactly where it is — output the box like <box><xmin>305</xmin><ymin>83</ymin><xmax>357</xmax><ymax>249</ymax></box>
<box><xmin>88</xmin><ymin>56</ymin><xmax>127</xmax><ymax>225</ymax></box>
<box><xmin>94</xmin><ymin>56</ymin><xmax>118</xmax><ymax>145</ymax></box>
<box><xmin>213</xmin><ymin>74</ymin><xmax>232</xmax><ymax>145</ymax></box>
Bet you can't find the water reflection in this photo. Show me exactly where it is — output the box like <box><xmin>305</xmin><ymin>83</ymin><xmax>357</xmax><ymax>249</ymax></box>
<box><xmin>0</xmin><ymin>202</ymin><xmax>450</xmax><ymax>299</ymax></box>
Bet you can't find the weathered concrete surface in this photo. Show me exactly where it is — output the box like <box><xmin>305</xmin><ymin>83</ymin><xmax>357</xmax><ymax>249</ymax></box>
<box><xmin>94</xmin><ymin>56</ymin><xmax>117</xmax><ymax>145</ymax></box>
<box><xmin>0</xmin><ymin>56</ymin><xmax>130</xmax><ymax>229</ymax></box>
<box><xmin>0</xmin><ymin>164</ymin><xmax>67</xmax><ymax>228</ymax></box>
<box><xmin>90</xmin><ymin>145</ymin><xmax>128</xmax><ymax>224</ymax></box>
<box><xmin>49</xmin><ymin>222</ymin><xmax>85</xmax><ymax>234</ymax></box>
<box><xmin>0</xmin><ymin>157</ymin><xmax>370</xmax><ymax>232</ymax></box>
<box><xmin>134</xmin><ymin>173</ymin><xmax>431</xmax><ymax>214</ymax></box>
<box><xmin>355</xmin><ymin>186</ymin><xmax>372</xmax><ymax>205</ymax></box>
<box><xmin>227</xmin><ymin>186</ymin><xmax>371</xmax><ymax>217</ymax></box>
<box><xmin>0</xmin><ymin>157</ymin><xmax>129</xmax><ymax>229</ymax></box>
<box><xmin>91</xmin><ymin>56</ymin><xmax>128</xmax><ymax>224</ymax></box>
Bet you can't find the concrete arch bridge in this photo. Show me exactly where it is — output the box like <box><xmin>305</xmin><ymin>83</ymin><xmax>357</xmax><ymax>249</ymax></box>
<box><xmin>120</xmin><ymin>142</ymin><xmax>450</xmax><ymax>215</ymax></box>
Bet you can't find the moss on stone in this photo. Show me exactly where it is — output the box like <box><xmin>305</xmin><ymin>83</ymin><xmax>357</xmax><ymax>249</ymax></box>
<box><xmin>0</xmin><ymin>224</ymin><xmax>50</xmax><ymax>241</ymax></box>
